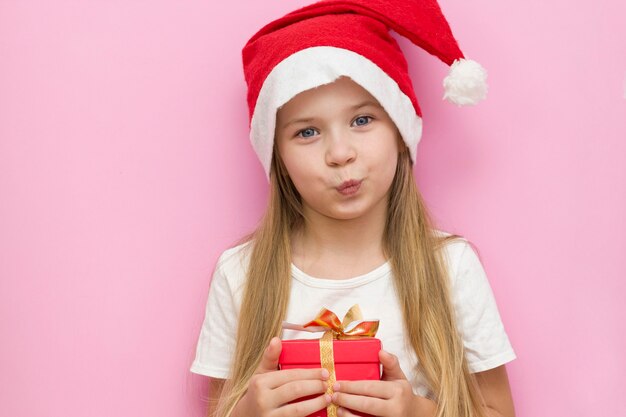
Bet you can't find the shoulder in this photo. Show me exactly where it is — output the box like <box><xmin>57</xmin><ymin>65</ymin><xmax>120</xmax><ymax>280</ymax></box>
<box><xmin>217</xmin><ymin>239</ymin><xmax>254</xmax><ymax>272</ymax></box>
<box><xmin>432</xmin><ymin>228</ymin><xmax>473</xmax><ymax>273</ymax></box>
<box><xmin>212</xmin><ymin>239</ymin><xmax>255</xmax><ymax>293</ymax></box>
<box><xmin>433</xmin><ymin>230</ymin><xmax>496</xmax><ymax>303</ymax></box>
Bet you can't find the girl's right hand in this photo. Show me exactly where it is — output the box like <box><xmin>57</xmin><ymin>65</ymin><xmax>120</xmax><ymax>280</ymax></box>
<box><xmin>232</xmin><ymin>337</ymin><xmax>332</xmax><ymax>417</ymax></box>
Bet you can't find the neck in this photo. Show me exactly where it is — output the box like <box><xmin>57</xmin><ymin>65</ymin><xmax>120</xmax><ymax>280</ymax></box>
<box><xmin>292</xmin><ymin>197</ymin><xmax>388</xmax><ymax>264</ymax></box>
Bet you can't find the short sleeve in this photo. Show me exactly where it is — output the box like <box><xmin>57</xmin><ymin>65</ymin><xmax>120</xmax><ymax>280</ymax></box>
<box><xmin>190</xmin><ymin>253</ymin><xmax>239</xmax><ymax>378</ymax></box>
<box><xmin>450</xmin><ymin>241</ymin><xmax>517</xmax><ymax>373</ymax></box>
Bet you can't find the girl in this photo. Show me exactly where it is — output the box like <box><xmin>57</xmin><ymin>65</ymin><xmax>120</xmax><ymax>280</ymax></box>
<box><xmin>191</xmin><ymin>1</ymin><xmax>517</xmax><ymax>416</ymax></box>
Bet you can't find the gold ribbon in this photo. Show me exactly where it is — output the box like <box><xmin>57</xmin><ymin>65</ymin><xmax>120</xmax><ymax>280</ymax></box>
<box><xmin>302</xmin><ymin>305</ymin><xmax>379</xmax><ymax>417</ymax></box>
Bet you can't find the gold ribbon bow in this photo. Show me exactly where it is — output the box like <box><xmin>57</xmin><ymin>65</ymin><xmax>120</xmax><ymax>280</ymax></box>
<box><xmin>301</xmin><ymin>305</ymin><xmax>379</xmax><ymax>417</ymax></box>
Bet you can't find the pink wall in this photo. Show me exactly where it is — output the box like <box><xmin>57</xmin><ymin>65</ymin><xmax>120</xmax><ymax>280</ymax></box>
<box><xmin>1</xmin><ymin>1</ymin><xmax>624</xmax><ymax>416</ymax></box>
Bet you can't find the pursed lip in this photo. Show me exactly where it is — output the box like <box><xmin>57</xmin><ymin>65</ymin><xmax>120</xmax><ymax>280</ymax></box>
<box><xmin>336</xmin><ymin>179</ymin><xmax>362</xmax><ymax>191</ymax></box>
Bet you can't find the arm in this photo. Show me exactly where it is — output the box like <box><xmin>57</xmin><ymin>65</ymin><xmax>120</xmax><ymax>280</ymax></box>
<box><xmin>207</xmin><ymin>377</ymin><xmax>226</xmax><ymax>417</ymax></box>
<box><xmin>331</xmin><ymin>354</ymin><xmax>515</xmax><ymax>417</ymax></box>
<box><xmin>206</xmin><ymin>338</ymin><xmax>330</xmax><ymax>417</ymax></box>
<box><xmin>474</xmin><ymin>365</ymin><xmax>516</xmax><ymax>417</ymax></box>
<box><xmin>407</xmin><ymin>364</ymin><xmax>516</xmax><ymax>417</ymax></box>
<box><xmin>410</xmin><ymin>365</ymin><xmax>516</xmax><ymax>417</ymax></box>
<box><xmin>449</xmin><ymin>241</ymin><xmax>517</xmax><ymax>417</ymax></box>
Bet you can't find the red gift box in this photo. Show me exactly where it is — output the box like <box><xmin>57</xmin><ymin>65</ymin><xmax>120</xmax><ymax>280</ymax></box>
<box><xmin>279</xmin><ymin>337</ymin><xmax>381</xmax><ymax>417</ymax></box>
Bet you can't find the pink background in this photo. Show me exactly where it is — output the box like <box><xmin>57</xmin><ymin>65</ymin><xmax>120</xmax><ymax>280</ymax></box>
<box><xmin>1</xmin><ymin>1</ymin><xmax>624</xmax><ymax>416</ymax></box>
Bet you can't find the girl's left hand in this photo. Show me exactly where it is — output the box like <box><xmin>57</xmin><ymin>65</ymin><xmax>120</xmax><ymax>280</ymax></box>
<box><xmin>331</xmin><ymin>349</ymin><xmax>435</xmax><ymax>417</ymax></box>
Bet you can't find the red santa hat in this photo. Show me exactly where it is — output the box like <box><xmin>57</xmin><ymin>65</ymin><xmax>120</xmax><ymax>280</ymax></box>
<box><xmin>242</xmin><ymin>0</ymin><xmax>488</xmax><ymax>181</ymax></box>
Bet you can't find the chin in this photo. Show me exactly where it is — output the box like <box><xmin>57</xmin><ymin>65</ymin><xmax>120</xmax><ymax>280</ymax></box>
<box><xmin>327</xmin><ymin>212</ymin><xmax>362</xmax><ymax>221</ymax></box>
<box><xmin>324</xmin><ymin>205</ymin><xmax>372</xmax><ymax>220</ymax></box>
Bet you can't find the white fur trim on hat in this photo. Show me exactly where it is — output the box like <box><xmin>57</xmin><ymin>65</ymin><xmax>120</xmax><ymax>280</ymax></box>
<box><xmin>250</xmin><ymin>46</ymin><xmax>423</xmax><ymax>181</ymax></box>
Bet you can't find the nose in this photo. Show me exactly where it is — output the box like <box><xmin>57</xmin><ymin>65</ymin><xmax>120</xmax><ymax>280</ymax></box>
<box><xmin>325</xmin><ymin>128</ymin><xmax>356</xmax><ymax>167</ymax></box>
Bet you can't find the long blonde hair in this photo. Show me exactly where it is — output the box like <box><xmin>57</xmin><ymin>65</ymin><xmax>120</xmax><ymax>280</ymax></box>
<box><xmin>213</xmin><ymin>139</ymin><xmax>487</xmax><ymax>417</ymax></box>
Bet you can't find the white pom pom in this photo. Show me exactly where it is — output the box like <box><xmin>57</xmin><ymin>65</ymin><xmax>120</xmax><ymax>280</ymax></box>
<box><xmin>442</xmin><ymin>58</ymin><xmax>488</xmax><ymax>106</ymax></box>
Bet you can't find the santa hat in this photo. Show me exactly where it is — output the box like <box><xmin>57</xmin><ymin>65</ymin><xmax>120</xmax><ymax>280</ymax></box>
<box><xmin>242</xmin><ymin>0</ymin><xmax>488</xmax><ymax>181</ymax></box>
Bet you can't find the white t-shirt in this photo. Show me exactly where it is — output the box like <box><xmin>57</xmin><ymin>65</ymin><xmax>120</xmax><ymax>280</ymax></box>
<box><xmin>190</xmin><ymin>233</ymin><xmax>516</xmax><ymax>398</ymax></box>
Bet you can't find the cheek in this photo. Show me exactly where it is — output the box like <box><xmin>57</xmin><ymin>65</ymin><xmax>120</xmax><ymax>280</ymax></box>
<box><xmin>377</xmin><ymin>160</ymin><xmax>398</xmax><ymax>192</ymax></box>
<box><xmin>281</xmin><ymin>151</ymin><xmax>317</xmax><ymax>186</ymax></box>
<box><xmin>281</xmin><ymin>152</ymin><xmax>302</xmax><ymax>177</ymax></box>
<box><xmin>373</xmin><ymin>137</ymin><xmax>400</xmax><ymax>177</ymax></box>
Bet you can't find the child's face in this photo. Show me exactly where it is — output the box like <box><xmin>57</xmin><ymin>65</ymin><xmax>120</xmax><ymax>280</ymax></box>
<box><xmin>275</xmin><ymin>76</ymin><xmax>402</xmax><ymax>222</ymax></box>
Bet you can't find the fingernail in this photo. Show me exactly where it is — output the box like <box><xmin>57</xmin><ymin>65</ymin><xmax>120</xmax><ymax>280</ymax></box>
<box><xmin>332</xmin><ymin>382</ymin><xmax>340</xmax><ymax>391</ymax></box>
<box><xmin>324</xmin><ymin>394</ymin><xmax>332</xmax><ymax>404</ymax></box>
<box><xmin>337</xmin><ymin>407</ymin><xmax>344</xmax><ymax>416</ymax></box>
<box><xmin>332</xmin><ymin>392</ymin><xmax>339</xmax><ymax>402</ymax></box>
<box><xmin>321</xmin><ymin>368</ymin><xmax>329</xmax><ymax>378</ymax></box>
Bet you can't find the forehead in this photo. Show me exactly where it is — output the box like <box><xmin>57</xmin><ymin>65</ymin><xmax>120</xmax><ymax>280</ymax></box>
<box><xmin>276</xmin><ymin>76</ymin><xmax>379</xmax><ymax>119</ymax></box>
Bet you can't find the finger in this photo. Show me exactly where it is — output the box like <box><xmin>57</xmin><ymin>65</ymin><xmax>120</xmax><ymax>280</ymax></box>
<box><xmin>273</xmin><ymin>393</ymin><xmax>332</xmax><ymax>417</ymax></box>
<box><xmin>256</xmin><ymin>337</ymin><xmax>282</xmax><ymax>374</ymax></box>
<box><xmin>263</xmin><ymin>367</ymin><xmax>330</xmax><ymax>390</ymax></box>
<box><xmin>273</xmin><ymin>379</ymin><xmax>329</xmax><ymax>406</ymax></box>
<box><xmin>333</xmin><ymin>380</ymin><xmax>395</xmax><ymax>399</ymax></box>
<box><xmin>336</xmin><ymin>407</ymin><xmax>358</xmax><ymax>417</ymax></box>
<box><xmin>331</xmin><ymin>391</ymin><xmax>386</xmax><ymax>416</ymax></box>
<box><xmin>379</xmin><ymin>350</ymin><xmax>408</xmax><ymax>381</ymax></box>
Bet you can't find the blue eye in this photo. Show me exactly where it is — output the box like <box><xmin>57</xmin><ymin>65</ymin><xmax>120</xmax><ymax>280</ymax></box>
<box><xmin>296</xmin><ymin>128</ymin><xmax>317</xmax><ymax>138</ymax></box>
<box><xmin>353</xmin><ymin>116</ymin><xmax>372</xmax><ymax>126</ymax></box>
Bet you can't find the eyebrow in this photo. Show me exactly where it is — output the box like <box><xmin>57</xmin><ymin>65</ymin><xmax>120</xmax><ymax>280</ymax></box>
<box><xmin>280</xmin><ymin>100</ymin><xmax>382</xmax><ymax>130</ymax></box>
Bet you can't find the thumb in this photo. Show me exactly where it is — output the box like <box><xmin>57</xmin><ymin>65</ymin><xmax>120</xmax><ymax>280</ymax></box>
<box><xmin>256</xmin><ymin>337</ymin><xmax>282</xmax><ymax>374</ymax></box>
<box><xmin>380</xmin><ymin>349</ymin><xmax>408</xmax><ymax>381</ymax></box>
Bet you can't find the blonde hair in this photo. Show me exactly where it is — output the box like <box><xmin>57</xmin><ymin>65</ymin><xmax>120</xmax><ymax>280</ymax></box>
<box><xmin>213</xmin><ymin>139</ymin><xmax>487</xmax><ymax>417</ymax></box>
